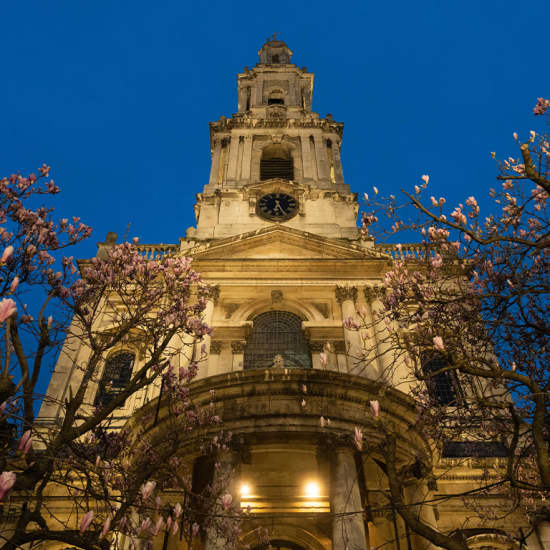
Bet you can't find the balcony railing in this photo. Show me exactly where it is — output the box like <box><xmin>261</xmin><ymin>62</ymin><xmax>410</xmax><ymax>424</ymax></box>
<box><xmin>136</xmin><ymin>244</ymin><xmax>178</xmax><ymax>260</ymax></box>
<box><xmin>375</xmin><ymin>243</ymin><xmax>434</xmax><ymax>260</ymax></box>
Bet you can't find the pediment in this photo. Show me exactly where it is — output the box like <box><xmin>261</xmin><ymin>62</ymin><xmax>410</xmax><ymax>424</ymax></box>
<box><xmin>186</xmin><ymin>225</ymin><xmax>385</xmax><ymax>260</ymax></box>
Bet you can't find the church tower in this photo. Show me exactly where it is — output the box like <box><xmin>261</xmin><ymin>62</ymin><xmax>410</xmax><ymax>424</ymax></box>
<box><xmin>36</xmin><ymin>37</ymin><xmax>529</xmax><ymax>550</ymax></box>
<box><xmin>188</xmin><ymin>34</ymin><xmax>359</xmax><ymax>243</ymax></box>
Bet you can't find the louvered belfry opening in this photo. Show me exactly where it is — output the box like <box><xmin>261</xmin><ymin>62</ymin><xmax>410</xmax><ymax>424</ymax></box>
<box><xmin>260</xmin><ymin>143</ymin><xmax>294</xmax><ymax>181</ymax></box>
<box><xmin>244</xmin><ymin>311</ymin><xmax>312</xmax><ymax>370</ymax></box>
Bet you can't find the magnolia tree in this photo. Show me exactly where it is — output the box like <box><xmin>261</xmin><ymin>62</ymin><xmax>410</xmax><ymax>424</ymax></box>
<box><xmin>349</xmin><ymin>98</ymin><xmax>550</xmax><ymax>550</ymax></box>
<box><xmin>0</xmin><ymin>168</ymin><xmax>241</xmax><ymax>550</ymax></box>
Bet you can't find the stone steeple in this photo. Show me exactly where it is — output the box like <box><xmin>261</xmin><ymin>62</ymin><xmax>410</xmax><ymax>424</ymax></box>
<box><xmin>190</xmin><ymin>38</ymin><xmax>359</xmax><ymax>242</ymax></box>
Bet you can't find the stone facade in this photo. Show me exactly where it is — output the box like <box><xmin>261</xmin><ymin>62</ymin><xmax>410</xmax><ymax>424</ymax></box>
<box><xmin>37</xmin><ymin>37</ymin><xmax>535</xmax><ymax>550</ymax></box>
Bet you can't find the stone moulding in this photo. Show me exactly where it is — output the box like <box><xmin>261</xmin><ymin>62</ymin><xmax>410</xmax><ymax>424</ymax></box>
<box><xmin>132</xmin><ymin>367</ymin><xmax>425</xmax><ymax>462</ymax></box>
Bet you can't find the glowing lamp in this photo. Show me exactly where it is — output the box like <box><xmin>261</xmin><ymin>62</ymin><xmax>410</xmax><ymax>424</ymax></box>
<box><xmin>304</xmin><ymin>481</ymin><xmax>321</xmax><ymax>498</ymax></box>
<box><xmin>240</xmin><ymin>483</ymin><xmax>251</xmax><ymax>497</ymax></box>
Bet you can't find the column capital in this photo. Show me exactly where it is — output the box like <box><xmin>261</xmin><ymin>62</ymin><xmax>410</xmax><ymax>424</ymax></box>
<box><xmin>201</xmin><ymin>284</ymin><xmax>220</xmax><ymax>304</ymax></box>
<box><xmin>364</xmin><ymin>285</ymin><xmax>385</xmax><ymax>302</ymax></box>
<box><xmin>335</xmin><ymin>285</ymin><xmax>358</xmax><ymax>304</ymax></box>
<box><xmin>231</xmin><ymin>341</ymin><xmax>245</xmax><ymax>354</ymax></box>
<box><xmin>210</xmin><ymin>341</ymin><xmax>223</xmax><ymax>354</ymax></box>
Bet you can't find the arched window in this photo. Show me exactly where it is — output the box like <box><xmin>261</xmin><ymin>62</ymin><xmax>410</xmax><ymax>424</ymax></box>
<box><xmin>244</xmin><ymin>311</ymin><xmax>312</xmax><ymax>370</ymax></box>
<box><xmin>260</xmin><ymin>144</ymin><xmax>293</xmax><ymax>181</ymax></box>
<box><xmin>422</xmin><ymin>356</ymin><xmax>459</xmax><ymax>406</ymax></box>
<box><xmin>268</xmin><ymin>90</ymin><xmax>285</xmax><ymax>105</ymax></box>
<box><xmin>95</xmin><ymin>352</ymin><xmax>135</xmax><ymax>407</ymax></box>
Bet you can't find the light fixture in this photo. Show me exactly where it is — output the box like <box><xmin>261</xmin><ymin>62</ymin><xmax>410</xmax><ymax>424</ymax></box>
<box><xmin>304</xmin><ymin>481</ymin><xmax>321</xmax><ymax>498</ymax></box>
<box><xmin>240</xmin><ymin>483</ymin><xmax>251</xmax><ymax>497</ymax></box>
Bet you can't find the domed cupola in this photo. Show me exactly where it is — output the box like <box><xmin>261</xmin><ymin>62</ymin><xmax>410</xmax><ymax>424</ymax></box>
<box><xmin>258</xmin><ymin>33</ymin><xmax>293</xmax><ymax>65</ymax></box>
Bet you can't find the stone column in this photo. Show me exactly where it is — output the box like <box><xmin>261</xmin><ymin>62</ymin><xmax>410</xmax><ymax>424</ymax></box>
<box><xmin>226</xmin><ymin>135</ymin><xmax>240</xmax><ymax>184</ymax></box>
<box><xmin>361</xmin><ymin>287</ymin><xmax>389</xmax><ymax>382</ymax></box>
<box><xmin>204</xmin><ymin>450</ymin><xmax>241</xmax><ymax>550</ymax></box>
<box><xmin>241</xmin><ymin>135</ymin><xmax>253</xmax><ymax>183</ymax></box>
<box><xmin>208</xmin><ymin>138</ymin><xmax>222</xmax><ymax>187</ymax></box>
<box><xmin>363</xmin><ymin>458</ymin><xmax>395</xmax><ymax>550</ymax></box>
<box><xmin>404</xmin><ymin>480</ymin><xmax>438</xmax><ymax>550</ymax></box>
<box><xmin>335</xmin><ymin>286</ymin><xmax>362</xmax><ymax>373</ymax></box>
<box><xmin>537</xmin><ymin>522</ymin><xmax>550</xmax><ymax>550</ymax></box>
<box><xmin>331</xmin><ymin>445</ymin><xmax>367</xmax><ymax>550</ymax></box>
<box><xmin>231</xmin><ymin>341</ymin><xmax>245</xmax><ymax>371</ymax></box>
<box><xmin>195</xmin><ymin>285</ymin><xmax>219</xmax><ymax>379</ymax></box>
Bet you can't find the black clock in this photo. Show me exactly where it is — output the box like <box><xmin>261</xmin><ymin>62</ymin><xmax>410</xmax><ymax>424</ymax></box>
<box><xmin>257</xmin><ymin>193</ymin><xmax>298</xmax><ymax>221</ymax></box>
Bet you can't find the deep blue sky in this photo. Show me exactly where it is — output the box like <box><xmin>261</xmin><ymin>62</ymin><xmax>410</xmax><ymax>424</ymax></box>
<box><xmin>2</xmin><ymin>0</ymin><xmax>549</xmax><ymax>259</ymax></box>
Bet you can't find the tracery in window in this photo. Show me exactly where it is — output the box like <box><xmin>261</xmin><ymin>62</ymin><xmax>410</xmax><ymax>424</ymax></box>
<box><xmin>95</xmin><ymin>352</ymin><xmax>135</xmax><ymax>407</ymax></box>
<box><xmin>244</xmin><ymin>311</ymin><xmax>312</xmax><ymax>370</ymax></box>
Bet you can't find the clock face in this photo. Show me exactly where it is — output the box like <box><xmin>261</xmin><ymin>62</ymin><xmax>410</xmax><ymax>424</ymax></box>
<box><xmin>257</xmin><ymin>193</ymin><xmax>298</xmax><ymax>221</ymax></box>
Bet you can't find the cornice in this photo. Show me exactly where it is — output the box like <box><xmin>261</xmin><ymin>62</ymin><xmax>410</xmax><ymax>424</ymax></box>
<box><xmin>209</xmin><ymin>115</ymin><xmax>344</xmax><ymax>137</ymax></box>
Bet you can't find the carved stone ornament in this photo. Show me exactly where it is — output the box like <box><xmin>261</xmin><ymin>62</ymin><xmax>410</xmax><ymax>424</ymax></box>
<box><xmin>272</xmin><ymin>354</ymin><xmax>285</xmax><ymax>368</ymax></box>
<box><xmin>335</xmin><ymin>285</ymin><xmax>358</xmax><ymax>304</ymax></box>
<box><xmin>364</xmin><ymin>286</ymin><xmax>385</xmax><ymax>302</ymax></box>
<box><xmin>271</xmin><ymin>289</ymin><xmax>283</xmax><ymax>304</ymax></box>
<box><xmin>310</xmin><ymin>342</ymin><xmax>324</xmax><ymax>352</ymax></box>
<box><xmin>210</xmin><ymin>341</ymin><xmax>223</xmax><ymax>355</ymax></box>
<box><xmin>231</xmin><ymin>341</ymin><xmax>245</xmax><ymax>354</ymax></box>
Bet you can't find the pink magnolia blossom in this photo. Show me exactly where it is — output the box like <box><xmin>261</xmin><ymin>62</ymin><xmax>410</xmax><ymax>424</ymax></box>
<box><xmin>319</xmin><ymin>352</ymin><xmax>327</xmax><ymax>366</ymax></box>
<box><xmin>0</xmin><ymin>299</ymin><xmax>17</xmax><ymax>323</ymax></box>
<box><xmin>17</xmin><ymin>430</ymin><xmax>32</xmax><ymax>454</ymax></box>
<box><xmin>173</xmin><ymin>502</ymin><xmax>182</xmax><ymax>518</ymax></box>
<box><xmin>140</xmin><ymin>480</ymin><xmax>156</xmax><ymax>500</ymax></box>
<box><xmin>343</xmin><ymin>316</ymin><xmax>360</xmax><ymax>330</ymax></box>
<box><xmin>192</xmin><ymin>522</ymin><xmax>200</xmax><ymax>537</ymax></box>
<box><xmin>141</xmin><ymin>517</ymin><xmax>152</xmax><ymax>534</ymax></box>
<box><xmin>0</xmin><ymin>246</ymin><xmax>13</xmax><ymax>263</ymax></box>
<box><xmin>369</xmin><ymin>400</ymin><xmax>380</xmax><ymax>418</ymax></box>
<box><xmin>533</xmin><ymin>97</ymin><xmax>550</xmax><ymax>116</ymax></box>
<box><xmin>100</xmin><ymin>516</ymin><xmax>111</xmax><ymax>538</ymax></box>
<box><xmin>433</xmin><ymin>336</ymin><xmax>445</xmax><ymax>352</ymax></box>
<box><xmin>301</xmin><ymin>384</ymin><xmax>307</xmax><ymax>394</ymax></box>
<box><xmin>421</xmin><ymin>174</ymin><xmax>430</xmax><ymax>184</ymax></box>
<box><xmin>9</xmin><ymin>277</ymin><xmax>19</xmax><ymax>293</ymax></box>
<box><xmin>0</xmin><ymin>471</ymin><xmax>16</xmax><ymax>500</ymax></box>
<box><xmin>320</xmin><ymin>416</ymin><xmax>326</xmax><ymax>428</ymax></box>
<box><xmin>152</xmin><ymin>516</ymin><xmax>164</xmax><ymax>536</ymax></box>
<box><xmin>301</xmin><ymin>399</ymin><xmax>306</xmax><ymax>408</ymax></box>
<box><xmin>80</xmin><ymin>510</ymin><xmax>94</xmax><ymax>533</ymax></box>
<box><xmin>354</xmin><ymin>427</ymin><xmax>363</xmax><ymax>451</ymax></box>
<box><xmin>222</xmin><ymin>493</ymin><xmax>233</xmax><ymax>509</ymax></box>
<box><xmin>431</xmin><ymin>254</ymin><xmax>443</xmax><ymax>269</ymax></box>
